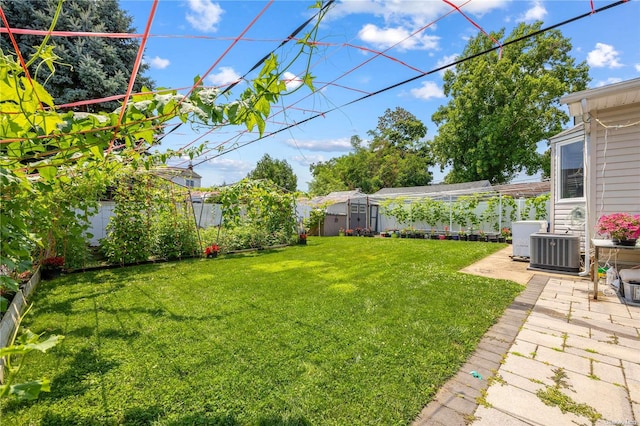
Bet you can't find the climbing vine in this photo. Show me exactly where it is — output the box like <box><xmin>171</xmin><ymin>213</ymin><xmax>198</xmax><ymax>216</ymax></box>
<box><xmin>0</xmin><ymin>0</ymin><xmax>327</xmax><ymax>295</ymax></box>
<box><xmin>216</xmin><ymin>179</ymin><xmax>298</xmax><ymax>249</ymax></box>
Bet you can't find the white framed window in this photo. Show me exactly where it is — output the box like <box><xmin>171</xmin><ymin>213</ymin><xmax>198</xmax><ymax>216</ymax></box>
<box><xmin>557</xmin><ymin>139</ymin><xmax>584</xmax><ymax>201</ymax></box>
<box><xmin>185</xmin><ymin>179</ymin><xmax>195</xmax><ymax>187</ymax></box>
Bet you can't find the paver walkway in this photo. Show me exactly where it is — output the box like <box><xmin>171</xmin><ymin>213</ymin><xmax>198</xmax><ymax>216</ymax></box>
<box><xmin>413</xmin><ymin>248</ymin><xmax>640</xmax><ymax>426</ymax></box>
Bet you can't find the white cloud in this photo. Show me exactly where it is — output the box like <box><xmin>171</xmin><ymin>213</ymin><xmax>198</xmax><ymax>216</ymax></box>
<box><xmin>148</xmin><ymin>56</ymin><xmax>170</xmax><ymax>69</ymax></box>
<box><xmin>207</xmin><ymin>157</ymin><xmax>252</xmax><ymax>175</ymax></box>
<box><xmin>595</xmin><ymin>77</ymin><xmax>623</xmax><ymax>87</ymax></box>
<box><xmin>284</xmin><ymin>137</ymin><xmax>352</xmax><ymax>152</ymax></box>
<box><xmin>454</xmin><ymin>0</ymin><xmax>510</xmax><ymax>18</ymax></box>
<box><xmin>185</xmin><ymin>0</ymin><xmax>224</xmax><ymax>33</ymax></box>
<box><xmin>282</xmin><ymin>72</ymin><xmax>303</xmax><ymax>91</ymax></box>
<box><xmin>207</xmin><ymin>67</ymin><xmax>241</xmax><ymax>87</ymax></box>
<box><xmin>291</xmin><ymin>154</ymin><xmax>326</xmax><ymax>167</ymax></box>
<box><xmin>358</xmin><ymin>24</ymin><xmax>439</xmax><ymax>51</ymax></box>
<box><xmin>331</xmin><ymin>0</ymin><xmax>508</xmax><ymax>25</ymax></box>
<box><xmin>635</xmin><ymin>63</ymin><xmax>640</xmax><ymax>72</ymax></box>
<box><xmin>517</xmin><ymin>0</ymin><xmax>547</xmax><ymax>22</ymax></box>
<box><xmin>435</xmin><ymin>53</ymin><xmax>459</xmax><ymax>74</ymax></box>
<box><xmin>587</xmin><ymin>43</ymin><xmax>623</xmax><ymax>68</ymax></box>
<box><xmin>410</xmin><ymin>81</ymin><xmax>445</xmax><ymax>100</ymax></box>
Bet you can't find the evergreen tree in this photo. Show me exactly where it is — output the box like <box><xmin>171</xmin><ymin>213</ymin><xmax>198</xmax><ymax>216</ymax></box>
<box><xmin>0</xmin><ymin>0</ymin><xmax>154</xmax><ymax>112</ymax></box>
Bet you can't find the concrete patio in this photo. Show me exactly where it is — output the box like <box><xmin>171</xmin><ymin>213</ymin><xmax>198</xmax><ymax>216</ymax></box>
<box><xmin>414</xmin><ymin>246</ymin><xmax>640</xmax><ymax>426</ymax></box>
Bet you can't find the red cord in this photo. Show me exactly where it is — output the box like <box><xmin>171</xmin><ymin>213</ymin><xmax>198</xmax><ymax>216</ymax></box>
<box><xmin>107</xmin><ymin>0</ymin><xmax>159</xmax><ymax>155</ymax></box>
<box><xmin>0</xmin><ymin>6</ymin><xmax>43</xmax><ymax>109</ymax></box>
<box><xmin>176</xmin><ymin>0</ymin><xmax>276</xmax><ymax>149</ymax></box>
<box><xmin>442</xmin><ymin>0</ymin><xmax>503</xmax><ymax>59</ymax></box>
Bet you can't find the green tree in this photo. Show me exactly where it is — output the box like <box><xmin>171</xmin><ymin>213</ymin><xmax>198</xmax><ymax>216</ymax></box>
<box><xmin>247</xmin><ymin>154</ymin><xmax>297</xmax><ymax>192</ymax></box>
<box><xmin>309</xmin><ymin>108</ymin><xmax>433</xmax><ymax>195</ymax></box>
<box><xmin>0</xmin><ymin>0</ymin><xmax>154</xmax><ymax>112</ymax></box>
<box><xmin>430</xmin><ymin>22</ymin><xmax>590</xmax><ymax>184</ymax></box>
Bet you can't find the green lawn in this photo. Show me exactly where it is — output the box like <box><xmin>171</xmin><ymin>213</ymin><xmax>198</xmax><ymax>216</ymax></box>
<box><xmin>2</xmin><ymin>237</ymin><xmax>522</xmax><ymax>425</ymax></box>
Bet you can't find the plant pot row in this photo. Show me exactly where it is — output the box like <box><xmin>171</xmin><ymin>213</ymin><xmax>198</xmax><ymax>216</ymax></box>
<box><xmin>378</xmin><ymin>232</ymin><xmax>512</xmax><ymax>243</ymax></box>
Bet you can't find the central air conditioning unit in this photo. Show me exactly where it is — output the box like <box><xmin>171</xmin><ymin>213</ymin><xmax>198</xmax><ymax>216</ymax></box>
<box><xmin>529</xmin><ymin>233</ymin><xmax>580</xmax><ymax>273</ymax></box>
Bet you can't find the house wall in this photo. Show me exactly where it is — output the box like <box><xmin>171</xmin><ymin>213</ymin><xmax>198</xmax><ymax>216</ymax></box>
<box><xmin>590</xmin><ymin>104</ymin><xmax>640</xmax><ymax>226</ymax></box>
<box><xmin>589</xmin><ymin>104</ymin><xmax>640</xmax><ymax>265</ymax></box>
<box><xmin>550</xmin><ymin>124</ymin><xmax>586</xmax><ymax>248</ymax></box>
<box><xmin>170</xmin><ymin>175</ymin><xmax>202</xmax><ymax>188</ymax></box>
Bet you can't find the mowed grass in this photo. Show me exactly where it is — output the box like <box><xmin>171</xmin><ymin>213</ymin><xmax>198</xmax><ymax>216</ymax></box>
<box><xmin>1</xmin><ymin>237</ymin><xmax>522</xmax><ymax>425</ymax></box>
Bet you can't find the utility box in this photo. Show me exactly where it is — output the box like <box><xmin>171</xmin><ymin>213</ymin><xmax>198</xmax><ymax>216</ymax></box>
<box><xmin>529</xmin><ymin>233</ymin><xmax>580</xmax><ymax>273</ymax></box>
<box><xmin>620</xmin><ymin>269</ymin><xmax>640</xmax><ymax>305</ymax></box>
<box><xmin>512</xmin><ymin>220</ymin><xmax>547</xmax><ymax>258</ymax></box>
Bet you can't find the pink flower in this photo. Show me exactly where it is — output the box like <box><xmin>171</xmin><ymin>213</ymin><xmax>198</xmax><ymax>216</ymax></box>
<box><xmin>596</xmin><ymin>213</ymin><xmax>640</xmax><ymax>240</ymax></box>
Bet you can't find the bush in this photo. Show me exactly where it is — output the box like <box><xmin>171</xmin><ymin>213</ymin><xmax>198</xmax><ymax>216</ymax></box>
<box><xmin>152</xmin><ymin>212</ymin><xmax>199</xmax><ymax>260</ymax></box>
<box><xmin>199</xmin><ymin>223</ymin><xmax>296</xmax><ymax>253</ymax></box>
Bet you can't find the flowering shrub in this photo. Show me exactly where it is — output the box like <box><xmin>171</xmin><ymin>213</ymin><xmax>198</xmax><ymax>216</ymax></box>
<box><xmin>596</xmin><ymin>213</ymin><xmax>640</xmax><ymax>241</ymax></box>
<box><xmin>501</xmin><ymin>227</ymin><xmax>511</xmax><ymax>238</ymax></box>
<box><xmin>204</xmin><ymin>244</ymin><xmax>220</xmax><ymax>258</ymax></box>
<box><xmin>42</xmin><ymin>256</ymin><xmax>65</xmax><ymax>268</ymax></box>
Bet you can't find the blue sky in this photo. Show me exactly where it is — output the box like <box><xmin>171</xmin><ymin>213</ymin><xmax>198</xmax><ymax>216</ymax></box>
<box><xmin>121</xmin><ymin>0</ymin><xmax>640</xmax><ymax>191</ymax></box>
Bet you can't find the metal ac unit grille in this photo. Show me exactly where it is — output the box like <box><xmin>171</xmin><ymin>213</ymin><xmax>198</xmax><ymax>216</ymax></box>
<box><xmin>530</xmin><ymin>233</ymin><xmax>580</xmax><ymax>273</ymax></box>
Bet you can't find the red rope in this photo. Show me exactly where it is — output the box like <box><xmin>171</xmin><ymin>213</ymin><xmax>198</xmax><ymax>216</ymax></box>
<box><xmin>107</xmin><ymin>0</ymin><xmax>159</xmax><ymax>155</ymax></box>
<box><xmin>175</xmin><ymin>0</ymin><xmax>275</xmax><ymax>153</ymax></box>
<box><xmin>0</xmin><ymin>6</ymin><xmax>43</xmax><ymax>109</ymax></box>
<box><xmin>0</xmin><ymin>26</ymin><xmax>287</xmax><ymax>43</ymax></box>
<box><xmin>442</xmin><ymin>0</ymin><xmax>503</xmax><ymax>58</ymax></box>
<box><xmin>175</xmin><ymin>4</ymin><xmax>459</xmax><ymax>165</ymax></box>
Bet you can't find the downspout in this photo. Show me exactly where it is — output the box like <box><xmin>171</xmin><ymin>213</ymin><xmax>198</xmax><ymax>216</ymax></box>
<box><xmin>579</xmin><ymin>99</ymin><xmax>591</xmax><ymax>277</ymax></box>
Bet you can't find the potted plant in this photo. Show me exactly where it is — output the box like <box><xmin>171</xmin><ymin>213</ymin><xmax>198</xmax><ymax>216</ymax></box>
<box><xmin>596</xmin><ymin>213</ymin><xmax>640</xmax><ymax>246</ymax></box>
<box><xmin>499</xmin><ymin>227</ymin><xmax>511</xmax><ymax>243</ymax></box>
<box><xmin>458</xmin><ymin>229</ymin><xmax>467</xmax><ymax>241</ymax></box>
<box><xmin>339</xmin><ymin>227</ymin><xmax>345</xmax><ymax>237</ymax></box>
<box><xmin>431</xmin><ymin>228</ymin><xmax>438</xmax><ymax>240</ymax></box>
<box><xmin>41</xmin><ymin>256</ymin><xmax>65</xmax><ymax>280</ymax></box>
<box><xmin>298</xmin><ymin>232</ymin><xmax>308</xmax><ymax>245</ymax></box>
<box><xmin>444</xmin><ymin>226</ymin><xmax>452</xmax><ymax>240</ymax></box>
<box><xmin>204</xmin><ymin>244</ymin><xmax>220</xmax><ymax>258</ymax></box>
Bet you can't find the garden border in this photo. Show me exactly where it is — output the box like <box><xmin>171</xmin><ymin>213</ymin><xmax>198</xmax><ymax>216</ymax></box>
<box><xmin>0</xmin><ymin>267</ymin><xmax>42</xmax><ymax>383</ymax></box>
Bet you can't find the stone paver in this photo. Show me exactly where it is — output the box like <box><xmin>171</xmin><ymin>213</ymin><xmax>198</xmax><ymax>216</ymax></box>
<box><xmin>413</xmin><ymin>248</ymin><xmax>640</xmax><ymax>426</ymax></box>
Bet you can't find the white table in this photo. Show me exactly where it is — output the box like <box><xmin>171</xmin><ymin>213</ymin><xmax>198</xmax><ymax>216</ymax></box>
<box><xmin>592</xmin><ymin>238</ymin><xmax>640</xmax><ymax>300</ymax></box>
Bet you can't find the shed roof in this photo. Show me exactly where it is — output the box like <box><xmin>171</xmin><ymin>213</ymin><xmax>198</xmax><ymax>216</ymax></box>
<box><xmin>561</xmin><ymin>77</ymin><xmax>640</xmax><ymax>117</ymax></box>
<box><xmin>152</xmin><ymin>166</ymin><xmax>202</xmax><ymax>180</ymax></box>
<box><xmin>308</xmin><ymin>189</ymin><xmax>367</xmax><ymax>206</ymax></box>
<box><xmin>370</xmin><ymin>180</ymin><xmax>491</xmax><ymax>199</ymax></box>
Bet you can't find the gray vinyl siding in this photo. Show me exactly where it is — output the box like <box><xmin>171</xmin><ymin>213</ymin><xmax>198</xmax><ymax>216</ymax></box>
<box><xmin>590</xmin><ymin>104</ymin><xmax>640</xmax><ymax>265</ymax></box>
<box><xmin>590</xmin><ymin>104</ymin><xmax>640</xmax><ymax>227</ymax></box>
